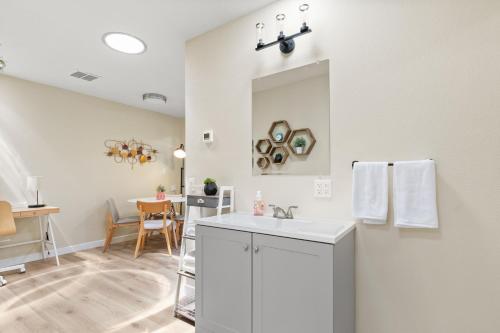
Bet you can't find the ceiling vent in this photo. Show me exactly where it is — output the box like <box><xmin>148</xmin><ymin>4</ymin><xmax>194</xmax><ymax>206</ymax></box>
<box><xmin>70</xmin><ymin>71</ymin><xmax>99</xmax><ymax>82</ymax></box>
<box><xmin>143</xmin><ymin>93</ymin><xmax>167</xmax><ymax>104</ymax></box>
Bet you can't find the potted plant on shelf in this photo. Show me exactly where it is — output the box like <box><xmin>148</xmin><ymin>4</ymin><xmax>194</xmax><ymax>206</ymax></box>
<box><xmin>203</xmin><ymin>178</ymin><xmax>218</xmax><ymax>196</ymax></box>
<box><xmin>293</xmin><ymin>137</ymin><xmax>307</xmax><ymax>154</ymax></box>
<box><xmin>156</xmin><ymin>185</ymin><xmax>166</xmax><ymax>200</ymax></box>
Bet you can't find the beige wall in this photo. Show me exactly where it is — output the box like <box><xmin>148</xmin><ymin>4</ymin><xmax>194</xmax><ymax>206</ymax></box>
<box><xmin>0</xmin><ymin>75</ymin><xmax>184</xmax><ymax>259</ymax></box>
<box><xmin>253</xmin><ymin>72</ymin><xmax>330</xmax><ymax>175</ymax></box>
<box><xmin>185</xmin><ymin>0</ymin><xmax>500</xmax><ymax>332</ymax></box>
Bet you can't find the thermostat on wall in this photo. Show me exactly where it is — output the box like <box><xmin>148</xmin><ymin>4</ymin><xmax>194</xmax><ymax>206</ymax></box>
<box><xmin>203</xmin><ymin>129</ymin><xmax>214</xmax><ymax>143</ymax></box>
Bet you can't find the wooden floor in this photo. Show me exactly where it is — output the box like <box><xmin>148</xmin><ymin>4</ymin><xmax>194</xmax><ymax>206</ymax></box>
<box><xmin>0</xmin><ymin>237</ymin><xmax>195</xmax><ymax>333</ymax></box>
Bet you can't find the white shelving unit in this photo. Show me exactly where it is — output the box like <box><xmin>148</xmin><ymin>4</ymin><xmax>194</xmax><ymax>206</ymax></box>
<box><xmin>173</xmin><ymin>186</ymin><xmax>234</xmax><ymax>322</ymax></box>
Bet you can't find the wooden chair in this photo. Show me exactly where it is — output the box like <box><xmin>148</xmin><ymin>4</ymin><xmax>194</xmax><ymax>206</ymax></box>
<box><xmin>135</xmin><ymin>200</ymin><xmax>178</xmax><ymax>258</ymax></box>
<box><xmin>0</xmin><ymin>201</ymin><xmax>26</xmax><ymax>286</ymax></box>
<box><xmin>103</xmin><ymin>198</ymin><xmax>140</xmax><ymax>252</ymax></box>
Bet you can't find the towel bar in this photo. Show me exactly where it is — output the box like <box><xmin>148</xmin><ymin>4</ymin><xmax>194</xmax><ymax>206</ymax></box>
<box><xmin>352</xmin><ymin>159</ymin><xmax>433</xmax><ymax>169</ymax></box>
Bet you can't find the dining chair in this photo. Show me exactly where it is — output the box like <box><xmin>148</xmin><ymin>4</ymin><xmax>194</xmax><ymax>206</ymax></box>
<box><xmin>135</xmin><ymin>200</ymin><xmax>178</xmax><ymax>258</ymax></box>
<box><xmin>103</xmin><ymin>198</ymin><xmax>140</xmax><ymax>253</ymax></box>
<box><xmin>0</xmin><ymin>201</ymin><xmax>26</xmax><ymax>286</ymax></box>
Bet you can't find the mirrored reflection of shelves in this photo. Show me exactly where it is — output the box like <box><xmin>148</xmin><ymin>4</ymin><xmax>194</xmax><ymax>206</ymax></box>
<box><xmin>288</xmin><ymin>128</ymin><xmax>316</xmax><ymax>156</ymax></box>
<box><xmin>269</xmin><ymin>146</ymin><xmax>289</xmax><ymax>165</ymax></box>
<box><xmin>268</xmin><ymin>120</ymin><xmax>291</xmax><ymax>144</ymax></box>
<box><xmin>257</xmin><ymin>156</ymin><xmax>271</xmax><ymax>169</ymax></box>
<box><xmin>255</xmin><ymin>139</ymin><xmax>272</xmax><ymax>154</ymax></box>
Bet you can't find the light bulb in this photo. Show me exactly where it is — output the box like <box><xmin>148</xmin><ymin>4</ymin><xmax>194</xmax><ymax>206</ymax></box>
<box><xmin>173</xmin><ymin>144</ymin><xmax>186</xmax><ymax>159</ymax></box>
<box><xmin>299</xmin><ymin>4</ymin><xmax>310</xmax><ymax>32</ymax></box>
<box><xmin>275</xmin><ymin>14</ymin><xmax>286</xmax><ymax>39</ymax></box>
<box><xmin>256</xmin><ymin>23</ymin><xmax>265</xmax><ymax>47</ymax></box>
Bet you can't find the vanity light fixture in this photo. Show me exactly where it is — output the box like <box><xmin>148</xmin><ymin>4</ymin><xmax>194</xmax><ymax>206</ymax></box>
<box><xmin>255</xmin><ymin>3</ymin><xmax>311</xmax><ymax>54</ymax></box>
<box><xmin>103</xmin><ymin>32</ymin><xmax>146</xmax><ymax>54</ymax></box>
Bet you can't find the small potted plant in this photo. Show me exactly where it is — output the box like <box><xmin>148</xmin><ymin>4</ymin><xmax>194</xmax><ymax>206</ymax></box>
<box><xmin>293</xmin><ymin>137</ymin><xmax>307</xmax><ymax>154</ymax></box>
<box><xmin>156</xmin><ymin>185</ymin><xmax>166</xmax><ymax>200</ymax></box>
<box><xmin>203</xmin><ymin>178</ymin><xmax>218</xmax><ymax>196</ymax></box>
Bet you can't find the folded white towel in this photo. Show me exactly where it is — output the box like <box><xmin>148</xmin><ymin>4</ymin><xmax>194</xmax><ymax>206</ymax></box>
<box><xmin>393</xmin><ymin>160</ymin><xmax>438</xmax><ymax>228</ymax></box>
<box><xmin>352</xmin><ymin>162</ymin><xmax>389</xmax><ymax>224</ymax></box>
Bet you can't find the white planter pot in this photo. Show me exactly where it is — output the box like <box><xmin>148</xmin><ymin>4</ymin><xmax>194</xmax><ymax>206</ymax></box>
<box><xmin>295</xmin><ymin>147</ymin><xmax>304</xmax><ymax>154</ymax></box>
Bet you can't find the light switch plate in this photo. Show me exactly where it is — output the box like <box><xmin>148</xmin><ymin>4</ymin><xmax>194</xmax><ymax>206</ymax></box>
<box><xmin>314</xmin><ymin>179</ymin><xmax>332</xmax><ymax>198</ymax></box>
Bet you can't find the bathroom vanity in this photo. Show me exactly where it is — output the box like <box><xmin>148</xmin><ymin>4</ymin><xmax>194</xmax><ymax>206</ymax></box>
<box><xmin>195</xmin><ymin>213</ymin><xmax>355</xmax><ymax>333</ymax></box>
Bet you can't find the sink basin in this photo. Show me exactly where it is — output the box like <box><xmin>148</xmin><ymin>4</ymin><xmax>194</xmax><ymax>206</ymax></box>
<box><xmin>195</xmin><ymin>212</ymin><xmax>355</xmax><ymax>244</ymax></box>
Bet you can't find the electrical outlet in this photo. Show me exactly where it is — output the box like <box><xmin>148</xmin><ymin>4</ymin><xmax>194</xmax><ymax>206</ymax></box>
<box><xmin>314</xmin><ymin>179</ymin><xmax>332</xmax><ymax>198</ymax></box>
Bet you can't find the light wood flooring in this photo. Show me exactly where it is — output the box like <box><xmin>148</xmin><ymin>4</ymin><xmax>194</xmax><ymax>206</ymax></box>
<box><xmin>0</xmin><ymin>237</ymin><xmax>195</xmax><ymax>333</ymax></box>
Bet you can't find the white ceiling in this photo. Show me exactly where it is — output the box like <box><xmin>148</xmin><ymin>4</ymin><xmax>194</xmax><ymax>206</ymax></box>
<box><xmin>0</xmin><ymin>0</ymin><xmax>276</xmax><ymax>117</ymax></box>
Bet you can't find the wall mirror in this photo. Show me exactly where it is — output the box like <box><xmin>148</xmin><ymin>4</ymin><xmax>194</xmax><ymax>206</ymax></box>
<box><xmin>252</xmin><ymin>60</ymin><xmax>330</xmax><ymax>175</ymax></box>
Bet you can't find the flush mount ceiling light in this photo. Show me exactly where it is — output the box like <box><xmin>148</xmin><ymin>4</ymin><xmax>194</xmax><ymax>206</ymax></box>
<box><xmin>102</xmin><ymin>32</ymin><xmax>146</xmax><ymax>54</ymax></box>
<box><xmin>143</xmin><ymin>93</ymin><xmax>167</xmax><ymax>104</ymax></box>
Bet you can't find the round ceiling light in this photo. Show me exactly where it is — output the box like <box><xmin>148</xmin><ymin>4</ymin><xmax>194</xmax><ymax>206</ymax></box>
<box><xmin>143</xmin><ymin>93</ymin><xmax>167</xmax><ymax>104</ymax></box>
<box><xmin>102</xmin><ymin>32</ymin><xmax>146</xmax><ymax>54</ymax></box>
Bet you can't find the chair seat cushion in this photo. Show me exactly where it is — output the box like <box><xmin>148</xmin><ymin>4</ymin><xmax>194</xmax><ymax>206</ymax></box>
<box><xmin>144</xmin><ymin>219</ymin><xmax>172</xmax><ymax>230</ymax></box>
<box><xmin>116</xmin><ymin>216</ymin><xmax>140</xmax><ymax>224</ymax></box>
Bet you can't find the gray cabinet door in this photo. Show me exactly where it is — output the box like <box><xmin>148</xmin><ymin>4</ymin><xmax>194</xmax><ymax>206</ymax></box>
<box><xmin>196</xmin><ymin>226</ymin><xmax>252</xmax><ymax>333</ymax></box>
<box><xmin>252</xmin><ymin>234</ymin><xmax>334</xmax><ymax>333</ymax></box>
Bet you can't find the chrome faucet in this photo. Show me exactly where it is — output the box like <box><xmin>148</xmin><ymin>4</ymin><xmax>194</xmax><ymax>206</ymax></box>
<box><xmin>269</xmin><ymin>204</ymin><xmax>298</xmax><ymax>219</ymax></box>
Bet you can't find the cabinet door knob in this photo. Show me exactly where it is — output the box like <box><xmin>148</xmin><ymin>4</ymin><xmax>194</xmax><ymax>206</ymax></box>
<box><xmin>254</xmin><ymin>246</ymin><xmax>259</xmax><ymax>253</ymax></box>
<box><xmin>243</xmin><ymin>244</ymin><xmax>249</xmax><ymax>251</ymax></box>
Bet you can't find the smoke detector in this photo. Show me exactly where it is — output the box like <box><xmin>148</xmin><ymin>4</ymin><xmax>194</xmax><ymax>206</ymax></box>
<box><xmin>142</xmin><ymin>93</ymin><xmax>167</xmax><ymax>104</ymax></box>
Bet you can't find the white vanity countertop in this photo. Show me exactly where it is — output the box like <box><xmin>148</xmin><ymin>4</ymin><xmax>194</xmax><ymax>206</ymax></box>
<box><xmin>194</xmin><ymin>212</ymin><xmax>355</xmax><ymax>244</ymax></box>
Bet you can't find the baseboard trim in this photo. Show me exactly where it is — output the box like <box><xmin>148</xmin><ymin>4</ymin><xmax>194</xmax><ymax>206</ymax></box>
<box><xmin>0</xmin><ymin>233</ymin><xmax>138</xmax><ymax>268</ymax></box>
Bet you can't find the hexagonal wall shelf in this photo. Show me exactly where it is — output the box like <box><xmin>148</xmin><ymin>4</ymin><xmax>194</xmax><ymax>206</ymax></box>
<box><xmin>269</xmin><ymin>146</ymin><xmax>289</xmax><ymax>165</ymax></box>
<box><xmin>268</xmin><ymin>120</ymin><xmax>291</xmax><ymax>144</ymax></box>
<box><xmin>256</xmin><ymin>156</ymin><xmax>270</xmax><ymax>169</ymax></box>
<box><xmin>255</xmin><ymin>139</ymin><xmax>272</xmax><ymax>154</ymax></box>
<box><xmin>287</xmin><ymin>128</ymin><xmax>316</xmax><ymax>155</ymax></box>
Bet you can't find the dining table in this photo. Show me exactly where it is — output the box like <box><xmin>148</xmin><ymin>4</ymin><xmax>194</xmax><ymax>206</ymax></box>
<box><xmin>128</xmin><ymin>195</ymin><xmax>186</xmax><ymax>241</ymax></box>
<box><xmin>127</xmin><ymin>195</ymin><xmax>186</xmax><ymax>204</ymax></box>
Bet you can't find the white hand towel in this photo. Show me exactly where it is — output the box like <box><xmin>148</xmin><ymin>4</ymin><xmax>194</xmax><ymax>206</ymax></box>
<box><xmin>352</xmin><ymin>162</ymin><xmax>389</xmax><ymax>224</ymax></box>
<box><xmin>393</xmin><ymin>160</ymin><xmax>438</xmax><ymax>228</ymax></box>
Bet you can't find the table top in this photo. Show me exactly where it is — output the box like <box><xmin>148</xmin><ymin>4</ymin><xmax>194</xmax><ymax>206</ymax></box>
<box><xmin>127</xmin><ymin>195</ymin><xmax>186</xmax><ymax>204</ymax></box>
<box><xmin>12</xmin><ymin>206</ymin><xmax>60</xmax><ymax>218</ymax></box>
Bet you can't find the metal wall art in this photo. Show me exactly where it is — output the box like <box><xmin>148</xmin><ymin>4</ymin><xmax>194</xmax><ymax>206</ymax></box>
<box><xmin>104</xmin><ymin>139</ymin><xmax>158</xmax><ymax>168</ymax></box>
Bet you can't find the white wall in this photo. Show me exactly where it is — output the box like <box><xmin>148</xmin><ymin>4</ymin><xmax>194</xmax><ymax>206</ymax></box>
<box><xmin>185</xmin><ymin>0</ymin><xmax>500</xmax><ymax>332</ymax></box>
<box><xmin>0</xmin><ymin>75</ymin><xmax>184</xmax><ymax>259</ymax></box>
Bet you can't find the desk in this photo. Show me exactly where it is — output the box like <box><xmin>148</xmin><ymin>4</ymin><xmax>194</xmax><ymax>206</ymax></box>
<box><xmin>2</xmin><ymin>206</ymin><xmax>61</xmax><ymax>266</ymax></box>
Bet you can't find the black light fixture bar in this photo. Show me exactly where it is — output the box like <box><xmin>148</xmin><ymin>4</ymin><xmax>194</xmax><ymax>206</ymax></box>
<box><xmin>255</xmin><ymin>4</ymin><xmax>311</xmax><ymax>54</ymax></box>
<box><xmin>255</xmin><ymin>28</ymin><xmax>312</xmax><ymax>52</ymax></box>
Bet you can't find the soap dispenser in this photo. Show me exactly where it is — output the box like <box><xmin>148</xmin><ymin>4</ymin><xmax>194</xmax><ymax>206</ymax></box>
<box><xmin>253</xmin><ymin>190</ymin><xmax>265</xmax><ymax>216</ymax></box>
